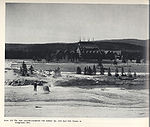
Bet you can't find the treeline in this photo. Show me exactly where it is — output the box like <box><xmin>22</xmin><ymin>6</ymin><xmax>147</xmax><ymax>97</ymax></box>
<box><xmin>6</xmin><ymin>43</ymin><xmax>77</xmax><ymax>59</ymax></box>
<box><xmin>5</xmin><ymin>39</ymin><xmax>147</xmax><ymax>61</ymax></box>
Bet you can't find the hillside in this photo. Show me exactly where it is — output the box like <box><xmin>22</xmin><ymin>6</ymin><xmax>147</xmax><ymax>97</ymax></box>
<box><xmin>96</xmin><ymin>39</ymin><xmax>147</xmax><ymax>47</ymax></box>
<box><xmin>5</xmin><ymin>39</ymin><xmax>147</xmax><ymax>59</ymax></box>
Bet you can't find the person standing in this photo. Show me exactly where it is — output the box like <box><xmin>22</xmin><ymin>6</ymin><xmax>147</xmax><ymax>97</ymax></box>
<box><xmin>33</xmin><ymin>81</ymin><xmax>38</xmax><ymax>91</ymax></box>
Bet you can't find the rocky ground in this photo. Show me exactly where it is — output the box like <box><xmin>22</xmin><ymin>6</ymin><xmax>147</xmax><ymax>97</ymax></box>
<box><xmin>4</xmin><ymin>60</ymin><xmax>149</xmax><ymax>117</ymax></box>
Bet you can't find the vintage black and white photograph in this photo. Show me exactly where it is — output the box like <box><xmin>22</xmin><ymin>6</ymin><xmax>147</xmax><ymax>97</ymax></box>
<box><xmin>5</xmin><ymin>3</ymin><xmax>149</xmax><ymax>117</ymax></box>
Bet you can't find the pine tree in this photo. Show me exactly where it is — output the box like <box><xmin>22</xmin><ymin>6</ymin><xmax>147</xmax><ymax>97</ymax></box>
<box><xmin>93</xmin><ymin>65</ymin><xmax>96</xmax><ymax>75</ymax></box>
<box><xmin>108</xmin><ymin>67</ymin><xmax>112</xmax><ymax>76</ymax></box>
<box><xmin>22</xmin><ymin>61</ymin><xmax>27</xmax><ymax>76</ymax></box>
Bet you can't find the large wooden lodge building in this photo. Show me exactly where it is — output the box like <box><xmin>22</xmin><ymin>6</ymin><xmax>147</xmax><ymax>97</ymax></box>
<box><xmin>55</xmin><ymin>40</ymin><xmax>122</xmax><ymax>62</ymax></box>
<box><xmin>76</xmin><ymin>41</ymin><xmax>102</xmax><ymax>60</ymax></box>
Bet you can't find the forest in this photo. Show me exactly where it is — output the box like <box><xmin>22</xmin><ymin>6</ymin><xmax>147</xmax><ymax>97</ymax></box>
<box><xmin>5</xmin><ymin>39</ymin><xmax>147</xmax><ymax>62</ymax></box>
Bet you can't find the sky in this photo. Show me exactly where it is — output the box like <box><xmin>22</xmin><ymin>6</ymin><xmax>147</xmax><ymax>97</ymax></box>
<box><xmin>6</xmin><ymin>3</ymin><xmax>149</xmax><ymax>43</ymax></box>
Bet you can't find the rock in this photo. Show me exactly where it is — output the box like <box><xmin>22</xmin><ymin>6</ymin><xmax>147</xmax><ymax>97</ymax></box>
<box><xmin>43</xmin><ymin>85</ymin><xmax>50</xmax><ymax>94</ymax></box>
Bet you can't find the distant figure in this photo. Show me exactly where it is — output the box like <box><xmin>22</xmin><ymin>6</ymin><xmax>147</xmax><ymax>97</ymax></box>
<box><xmin>76</xmin><ymin>66</ymin><xmax>82</xmax><ymax>74</ymax></box>
<box><xmin>100</xmin><ymin>65</ymin><xmax>104</xmax><ymax>75</ymax></box>
<box><xmin>108</xmin><ymin>67</ymin><xmax>112</xmax><ymax>76</ymax></box>
<box><xmin>33</xmin><ymin>81</ymin><xmax>38</xmax><ymax>91</ymax></box>
<box><xmin>93</xmin><ymin>65</ymin><xmax>96</xmax><ymax>75</ymax></box>
<box><xmin>115</xmin><ymin>67</ymin><xmax>119</xmax><ymax>77</ymax></box>
<box><xmin>84</xmin><ymin>67</ymin><xmax>87</xmax><ymax>75</ymax></box>
<box><xmin>29</xmin><ymin>65</ymin><xmax>34</xmax><ymax>74</ymax></box>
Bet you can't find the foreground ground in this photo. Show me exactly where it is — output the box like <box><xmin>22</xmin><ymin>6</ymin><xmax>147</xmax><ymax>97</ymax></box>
<box><xmin>5</xmin><ymin>84</ymin><xmax>149</xmax><ymax>117</ymax></box>
<box><xmin>5</xmin><ymin>60</ymin><xmax>149</xmax><ymax>117</ymax></box>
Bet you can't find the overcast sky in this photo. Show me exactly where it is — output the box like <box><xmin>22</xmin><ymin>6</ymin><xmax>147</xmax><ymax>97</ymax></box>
<box><xmin>6</xmin><ymin>3</ymin><xmax>148</xmax><ymax>43</ymax></box>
